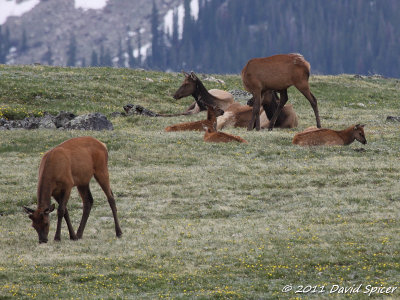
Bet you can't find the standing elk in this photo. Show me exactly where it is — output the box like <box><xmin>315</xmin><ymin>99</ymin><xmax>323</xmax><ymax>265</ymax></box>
<box><xmin>292</xmin><ymin>124</ymin><xmax>366</xmax><ymax>146</ymax></box>
<box><xmin>23</xmin><ymin>136</ymin><xmax>122</xmax><ymax>243</ymax></box>
<box><xmin>241</xmin><ymin>53</ymin><xmax>321</xmax><ymax>131</ymax></box>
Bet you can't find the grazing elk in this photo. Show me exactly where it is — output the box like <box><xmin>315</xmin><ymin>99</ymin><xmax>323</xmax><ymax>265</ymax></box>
<box><xmin>203</xmin><ymin>106</ymin><xmax>248</xmax><ymax>143</ymax></box>
<box><xmin>292</xmin><ymin>124</ymin><xmax>366</xmax><ymax>146</ymax></box>
<box><xmin>241</xmin><ymin>53</ymin><xmax>321</xmax><ymax>131</ymax></box>
<box><xmin>23</xmin><ymin>137</ymin><xmax>122</xmax><ymax>243</ymax></box>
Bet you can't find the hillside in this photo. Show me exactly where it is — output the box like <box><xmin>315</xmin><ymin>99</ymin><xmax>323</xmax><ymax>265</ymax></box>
<box><xmin>1</xmin><ymin>0</ymin><xmax>400</xmax><ymax>78</ymax></box>
<box><xmin>0</xmin><ymin>66</ymin><xmax>400</xmax><ymax>299</ymax></box>
<box><xmin>0</xmin><ymin>0</ymin><xmax>183</xmax><ymax>66</ymax></box>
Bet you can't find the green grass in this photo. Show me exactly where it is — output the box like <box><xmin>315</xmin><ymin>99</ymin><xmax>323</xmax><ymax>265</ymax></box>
<box><xmin>0</xmin><ymin>65</ymin><xmax>399</xmax><ymax>299</ymax></box>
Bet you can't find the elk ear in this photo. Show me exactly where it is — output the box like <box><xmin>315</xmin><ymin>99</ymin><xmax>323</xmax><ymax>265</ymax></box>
<box><xmin>181</xmin><ymin>70</ymin><xmax>189</xmax><ymax>77</ymax></box>
<box><xmin>44</xmin><ymin>204</ymin><xmax>55</xmax><ymax>215</ymax></box>
<box><xmin>354</xmin><ymin>124</ymin><xmax>360</xmax><ymax>130</ymax></box>
<box><xmin>360</xmin><ymin>124</ymin><xmax>365</xmax><ymax>128</ymax></box>
<box><xmin>23</xmin><ymin>206</ymin><xmax>35</xmax><ymax>214</ymax></box>
<box><xmin>190</xmin><ymin>72</ymin><xmax>198</xmax><ymax>80</ymax></box>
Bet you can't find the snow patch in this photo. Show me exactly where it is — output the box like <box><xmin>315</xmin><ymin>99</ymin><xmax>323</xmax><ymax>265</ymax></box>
<box><xmin>0</xmin><ymin>0</ymin><xmax>40</xmax><ymax>25</ymax></box>
<box><xmin>164</xmin><ymin>0</ymin><xmax>199</xmax><ymax>38</ymax></box>
<box><xmin>74</xmin><ymin>0</ymin><xmax>108</xmax><ymax>11</ymax></box>
<box><xmin>133</xmin><ymin>43</ymin><xmax>151</xmax><ymax>62</ymax></box>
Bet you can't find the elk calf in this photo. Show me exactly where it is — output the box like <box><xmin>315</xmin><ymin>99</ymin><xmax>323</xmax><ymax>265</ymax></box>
<box><xmin>203</xmin><ymin>106</ymin><xmax>248</xmax><ymax>143</ymax></box>
<box><xmin>203</xmin><ymin>123</ymin><xmax>248</xmax><ymax>143</ymax></box>
<box><xmin>292</xmin><ymin>124</ymin><xmax>366</xmax><ymax>146</ymax></box>
<box><xmin>23</xmin><ymin>136</ymin><xmax>122</xmax><ymax>243</ymax></box>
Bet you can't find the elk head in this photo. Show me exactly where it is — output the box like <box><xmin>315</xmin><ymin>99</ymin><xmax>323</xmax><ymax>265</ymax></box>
<box><xmin>353</xmin><ymin>124</ymin><xmax>367</xmax><ymax>144</ymax></box>
<box><xmin>23</xmin><ymin>204</ymin><xmax>55</xmax><ymax>243</ymax></box>
<box><xmin>173</xmin><ymin>71</ymin><xmax>198</xmax><ymax>99</ymax></box>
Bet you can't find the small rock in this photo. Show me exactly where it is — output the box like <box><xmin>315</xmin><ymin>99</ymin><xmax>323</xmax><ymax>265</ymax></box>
<box><xmin>38</xmin><ymin>113</ymin><xmax>56</xmax><ymax>129</ymax></box>
<box><xmin>54</xmin><ymin>111</ymin><xmax>76</xmax><ymax>128</ymax></box>
<box><xmin>64</xmin><ymin>113</ymin><xmax>113</xmax><ymax>131</ymax></box>
<box><xmin>123</xmin><ymin>104</ymin><xmax>158</xmax><ymax>117</ymax></box>
<box><xmin>386</xmin><ymin>116</ymin><xmax>400</xmax><ymax>122</ymax></box>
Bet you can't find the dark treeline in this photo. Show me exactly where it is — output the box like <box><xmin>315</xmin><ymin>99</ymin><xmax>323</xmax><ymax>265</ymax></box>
<box><xmin>1</xmin><ymin>0</ymin><xmax>399</xmax><ymax>77</ymax></box>
<box><xmin>152</xmin><ymin>0</ymin><xmax>400</xmax><ymax>77</ymax></box>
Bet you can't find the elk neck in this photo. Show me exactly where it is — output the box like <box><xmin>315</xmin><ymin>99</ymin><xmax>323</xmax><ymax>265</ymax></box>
<box><xmin>336</xmin><ymin>126</ymin><xmax>355</xmax><ymax>145</ymax></box>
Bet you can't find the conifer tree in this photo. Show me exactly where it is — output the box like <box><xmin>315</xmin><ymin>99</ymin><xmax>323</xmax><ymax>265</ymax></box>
<box><xmin>66</xmin><ymin>34</ymin><xmax>77</xmax><ymax>67</ymax></box>
<box><xmin>20</xmin><ymin>28</ymin><xmax>28</xmax><ymax>53</ymax></box>
<box><xmin>127</xmin><ymin>38</ymin><xmax>135</xmax><ymax>68</ymax></box>
<box><xmin>91</xmin><ymin>50</ymin><xmax>99</xmax><ymax>66</ymax></box>
<box><xmin>137</xmin><ymin>29</ymin><xmax>142</xmax><ymax>66</ymax></box>
<box><xmin>42</xmin><ymin>46</ymin><xmax>53</xmax><ymax>65</ymax></box>
<box><xmin>117</xmin><ymin>38</ymin><xmax>125</xmax><ymax>67</ymax></box>
<box><xmin>150</xmin><ymin>0</ymin><xmax>160</xmax><ymax>67</ymax></box>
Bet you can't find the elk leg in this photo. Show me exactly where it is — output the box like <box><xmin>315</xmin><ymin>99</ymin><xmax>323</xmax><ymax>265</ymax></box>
<box><xmin>76</xmin><ymin>185</ymin><xmax>94</xmax><ymax>239</ymax></box>
<box><xmin>95</xmin><ymin>173</ymin><xmax>122</xmax><ymax>237</ymax></box>
<box><xmin>296</xmin><ymin>85</ymin><xmax>321</xmax><ymax>128</ymax></box>
<box><xmin>268</xmin><ymin>89</ymin><xmax>288</xmax><ymax>131</ymax></box>
<box><xmin>54</xmin><ymin>188</ymin><xmax>72</xmax><ymax>241</ymax></box>
<box><xmin>248</xmin><ymin>92</ymin><xmax>261</xmax><ymax>131</ymax></box>
<box><xmin>54</xmin><ymin>192</ymin><xmax>77</xmax><ymax>240</ymax></box>
<box><xmin>63</xmin><ymin>209</ymin><xmax>78</xmax><ymax>240</ymax></box>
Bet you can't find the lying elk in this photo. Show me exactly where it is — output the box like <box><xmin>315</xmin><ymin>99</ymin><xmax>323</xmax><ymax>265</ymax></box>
<box><xmin>203</xmin><ymin>106</ymin><xmax>248</xmax><ymax>143</ymax></box>
<box><xmin>292</xmin><ymin>124</ymin><xmax>366</xmax><ymax>146</ymax></box>
<box><xmin>166</xmin><ymin>72</ymin><xmax>231</xmax><ymax>131</ymax></box>
<box><xmin>173</xmin><ymin>71</ymin><xmax>234</xmax><ymax>115</ymax></box>
<box><xmin>165</xmin><ymin>106</ymin><xmax>216</xmax><ymax>132</ymax></box>
<box><xmin>241</xmin><ymin>53</ymin><xmax>321</xmax><ymax>131</ymax></box>
<box><xmin>23</xmin><ymin>137</ymin><xmax>122</xmax><ymax>243</ymax></box>
<box><xmin>217</xmin><ymin>91</ymin><xmax>298</xmax><ymax>130</ymax></box>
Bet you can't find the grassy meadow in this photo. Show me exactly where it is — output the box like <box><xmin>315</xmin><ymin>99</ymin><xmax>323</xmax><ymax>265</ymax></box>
<box><xmin>0</xmin><ymin>65</ymin><xmax>399</xmax><ymax>299</ymax></box>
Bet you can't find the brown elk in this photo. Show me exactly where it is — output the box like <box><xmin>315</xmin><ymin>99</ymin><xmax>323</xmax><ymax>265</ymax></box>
<box><xmin>217</xmin><ymin>91</ymin><xmax>298</xmax><ymax>130</ymax></box>
<box><xmin>292</xmin><ymin>124</ymin><xmax>366</xmax><ymax>146</ymax></box>
<box><xmin>241</xmin><ymin>53</ymin><xmax>321</xmax><ymax>131</ymax></box>
<box><xmin>165</xmin><ymin>107</ymin><xmax>216</xmax><ymax>132</ymax></box>
<box><xmin>173</xmin><ymin>71</ymin><xmax>234</xmax><ymax>114</ymax></box>
<box><xmin>23</xmin><ymin>136</ymin><xmax>122</xmax><ymax>243</ymax></box>
<box><xmin>166</xmin><ymin>71</ymin><xmax>232</xmax><ymax>131</ymax></box>
<box><xmin>203</xmin><ymin>106</ymin><xmax>248</xmax><ymax>143</ymax></box>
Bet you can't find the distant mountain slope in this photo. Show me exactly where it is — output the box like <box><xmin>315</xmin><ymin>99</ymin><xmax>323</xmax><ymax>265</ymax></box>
<box><xmin>1</xmin><ymin>0</ymin><xmax>182</xmax><ymax>66</ymax></box>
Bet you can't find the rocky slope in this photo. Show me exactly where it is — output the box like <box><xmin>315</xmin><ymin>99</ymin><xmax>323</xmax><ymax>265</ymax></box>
<box><xmin>2</xmin><ymin>0</ymin><xmax>182</xmax><ymax>66</ymax></box>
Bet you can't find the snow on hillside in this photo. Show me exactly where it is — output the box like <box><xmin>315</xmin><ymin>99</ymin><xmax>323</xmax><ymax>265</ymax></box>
<box><xmin>0</xmin><ymin>0</ymin><xmax>110</xmax><ymax>25</ymax></box>
<box><xmin>0</xmin><ymin>0</ymin><xmax>40</xmax><ymax>25</ymax></box>
<box><xmin>74</xmin><ymin>0</ymin><xmax>108</xmax><ymax>11</ymax></box>
<box><xmin>164</xmin><ymin>0</ymin><xmax>199</xmax><ymax>38</ymax></box>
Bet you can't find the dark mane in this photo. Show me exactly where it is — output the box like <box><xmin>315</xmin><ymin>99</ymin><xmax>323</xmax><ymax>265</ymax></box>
<box><xmin>192</xmin><ymin>73</ymin><xmax>224</xmax><ymax>116</ymax></box>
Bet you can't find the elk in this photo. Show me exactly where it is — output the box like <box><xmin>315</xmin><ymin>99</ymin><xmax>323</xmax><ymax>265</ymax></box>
<box><xmin>292</xmin><ymin>124</ymin><xmax>366</xmax><ymax>146</ymax></box>
<box><xmin>203</xmin><ymin>106</ymin><xmax>248</xmax><ymax>143</ymax></box>
<box><xmin>166</xmin><ymin>71</ymin><xmax>232</xmax><ymax>131</ymax></box>
<box><xmin>165</xmin><ymin>107</ymin><xmax>216</xmax><ymax>132</ymax></box>
<box><xmin>217</xmin><ymin>91</ymin><xmax>298</xmax><ymax>130</ymax></box>
<box><xmin>241</xmin><ymin>53</ymin><xmax>321</xmax><ymax>131</ymax></box>
<box><xmin>173</xmin><ymin>71</ymin><xmax>234</xmax><ymax>115</ymax></box>
<box><xmin>23</xmin><ymin>136</ymin><xmax>122</xmax><ymax>243</ymax></box>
